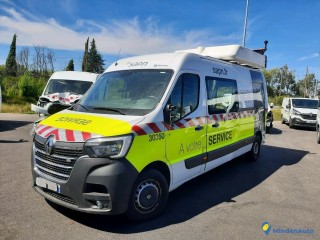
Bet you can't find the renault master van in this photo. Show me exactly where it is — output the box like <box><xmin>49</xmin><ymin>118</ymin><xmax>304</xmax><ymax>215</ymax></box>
<box><xmin>281</xmin><ymin>97</ymin><xmax>318</xmax><ymax>129</ymax></box>
<box><xmin>31</xmin><ymin>45</ymin><xmax>268</xmax><ymax>221</ymax></box>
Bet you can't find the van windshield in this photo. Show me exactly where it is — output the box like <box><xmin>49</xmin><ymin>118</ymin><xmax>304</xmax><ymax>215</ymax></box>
<box><xmin>44</xmin><ymin>79</ymin><xmax>93</xmax><ymax>95</ymax></box>
<box><xmin>78</xmin><ymin>69</ymin><xmax>173</xmax><ymax>115</ymax></box>
<box><xmin>292</xmin><ymin>99</ymin><xmax>318</xmax><ymax>109</ymax></box>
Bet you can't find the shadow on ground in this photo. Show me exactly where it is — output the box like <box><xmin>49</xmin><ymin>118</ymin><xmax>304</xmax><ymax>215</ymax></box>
<box><xmin>266</xmin><ymin>127</ymin><xmax>282</xmax><ymax>135</ymax></box>
<box><xmin>0</xmin><ymin>120</ymin><xmax>33</xmax><ymax>132</ymax></box>
<box><xmin>47</xmin><ymin>145</ymin><xmax>308</xmax><ymax>233</ymax></box>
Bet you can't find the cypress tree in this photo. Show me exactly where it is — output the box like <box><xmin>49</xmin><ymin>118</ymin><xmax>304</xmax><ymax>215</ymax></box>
<box><xmin>5</xmin><ymin>34</ymin><xmax>18</xmax><ymax>76</ymax></box>
<box><xmin>82</xmin><ymin>37</ymin><xmax>89</xmax><ymax>71</ymax></box>
<box><xmin>87</xmin><ymin>38</ymin><xmax>104</xmax><ymax>74</ymax></box>
<box><xmin>65</xmin><ymin>59</ymin><xmax>74</xmax><ymax>71</ymax></box>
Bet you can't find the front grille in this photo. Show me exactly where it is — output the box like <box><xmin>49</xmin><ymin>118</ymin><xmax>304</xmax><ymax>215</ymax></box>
<box><xmin>34</xmin><ymin>138</ymin><xmax>84</xmax><ymax>182</ymax></box>
<box><xmin>301</xmin><ymin>114</ymin><xmax>316</xmax><ymax>120</ymax></box>
<box><xmin>41</xmin><ymin>187</ymin><xmax>77</xmax><ymax>205</ymax></box>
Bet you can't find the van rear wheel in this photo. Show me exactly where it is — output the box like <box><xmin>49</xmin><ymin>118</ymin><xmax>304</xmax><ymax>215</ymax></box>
<box><xmin>247</xmin><ymin>134</ymin><xmax>261</xmax><ymax>161</ymax></box>
<box><xmin>126</xmin><ymin>169</ymin><xmax>168</xmax><ymax>221</ymax></box>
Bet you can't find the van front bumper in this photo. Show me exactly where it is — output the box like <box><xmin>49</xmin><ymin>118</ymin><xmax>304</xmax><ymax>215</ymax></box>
<box><xmin>291</xmin><ymin>117</ymin><xmax>316</xmax><ymax>128</ymax></box>
<box><xmin>31</xmin><ymin>142</ymin><xmax>139</xmax><ymax>215</ymax></box>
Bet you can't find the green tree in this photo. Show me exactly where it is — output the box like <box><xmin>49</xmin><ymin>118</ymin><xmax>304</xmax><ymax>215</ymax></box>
<box><xmin>278</xmin><ymin>65</ymin><xmax>295</xmax><ymax>95</ymax></box>
<box><xmin>18</xmin><ymin>71</ymin><xmax>35</xmax><ymax>98</ymax></box>
<box><xmin>5</xmin><ymin>34</ymin><xmax>18</xmax><ymax>76</ymax></box>
<box><xmin>87</xmin><ymin>38</ymin><xmax>104</xmax><ymax>74</ymax></box>
<box><xmin>82</xmin><ymin>37</ymin><xmax>89</xmax><ymax>72</ymax></box>
<box><xmin>262</xmin><ymin>68</ymin><xmax>277</xmax><ymax>97</ymax></box>
<box><xmin>65</xmin><ymin>59</ymin><xmax>74</xmax><ymax>71</ymax></box>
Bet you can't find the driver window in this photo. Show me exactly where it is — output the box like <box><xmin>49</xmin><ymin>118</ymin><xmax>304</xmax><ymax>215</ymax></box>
<box><xmin>168</xmin><ymin>73</ymin><xmax>200</xmax><ymax>121</ymax></box>
<box><xmin>206</xmin><ymin>77</ymin><xmax>238</xmax><ymax>115</ymax></box>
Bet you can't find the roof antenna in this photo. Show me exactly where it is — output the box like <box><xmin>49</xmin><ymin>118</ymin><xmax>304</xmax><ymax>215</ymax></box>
<box><xmin>115</xmin><ymin>49</ymin><xmax>121</xmax><ymax>66</ymax></box>
<box><xmin>253</xmin><ymin>40</ymin><xmax>268</xmax><ymax>55</ymax></box>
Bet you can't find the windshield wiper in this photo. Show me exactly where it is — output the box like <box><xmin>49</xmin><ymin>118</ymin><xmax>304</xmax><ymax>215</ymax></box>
<box><xmin>77</xmin><ymin>103</ymin><xmax>89</xmax><ymax>112</ymax></box>
<box><xmin>93</xmin><ymin>107</ymin><xmax>126</xmax><ymax>115</ymax></box>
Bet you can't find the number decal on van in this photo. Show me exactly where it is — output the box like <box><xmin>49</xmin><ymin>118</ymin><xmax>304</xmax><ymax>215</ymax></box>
<box><xmin>148</xmin><ymin>133</ymin><xmax>165</xmax><ymax>142</ymax></box>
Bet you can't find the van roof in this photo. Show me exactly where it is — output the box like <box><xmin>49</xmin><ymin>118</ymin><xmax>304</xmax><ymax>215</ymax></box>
<box><xmin>289</xmin><ymin>97</ymin><xmax>318</xmax><ymax>100</ymax></box>
<box><xmin>176</xmin><ymin>45</ymin><xmax>266</xmax><ymax>69</ymax></box>
<box><xmin>106</xmin><ymin>45</ymin><xmax>266</xmax><ymax>72</ymax></box>
<box><xmin>49</xmin><ymin>71</ymin><xmax>100</xmax><ymax>82</ymax></box>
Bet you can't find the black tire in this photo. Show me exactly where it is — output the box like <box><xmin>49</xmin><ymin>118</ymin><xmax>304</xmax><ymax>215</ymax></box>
<box><xmin>126</xmin><ymin>169</ymin><xmax>168</xmax><ymax>221</ymax></box>
<box><xmin>317</xmin><ymin>127</ymin><xmax>320</xmax><ymax>144</ymax></box>
<box><xmin>266</xmin><ymin>127</ymin><xmax>270</xmax><ymax>134</ymax></box>
<box><xmin>289</xmin><ymin>118</ymin><xmax>294</xmax><ymax>128</ymax></box>
<box><xmin>247</xmin><ymin>134</ymin><xmax>261</xmax><ymax>161</ymax></box>
<box><xmin>281</xmin><ymin>115</ymin><xmax>285</xmax><ymax>124</ymax></box>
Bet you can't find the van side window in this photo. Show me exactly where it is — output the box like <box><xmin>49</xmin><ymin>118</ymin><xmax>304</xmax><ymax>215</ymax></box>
<box><xmin>168</xmin><ymin>73</ymin><xmax>200</xmax><ymax>121</ymax></box>
<box><xmin>206</xmin><ymin>77</ymin><xmax>238</xmax><ymax>115</ymax></box>
<box><xmin>250</xmin><ymin>71</ymin><xmax>265</xmax><ymax>109</ymax></box>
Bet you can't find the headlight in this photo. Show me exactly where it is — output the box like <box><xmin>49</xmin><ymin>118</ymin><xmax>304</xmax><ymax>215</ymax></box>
<box><xmin>292</xmin><ymin>109</ymin><xmax>301</xmax><ymax>116</ymax></box>
<box><xmin>84</xmin><ymin>135</ymin><xmax>133</xmax><ymax>158</ymax></box>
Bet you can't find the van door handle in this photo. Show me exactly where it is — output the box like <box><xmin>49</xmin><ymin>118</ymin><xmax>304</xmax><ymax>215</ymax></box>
<box><xmin>212</xmin><ymin>122</ymin><xmax>219</xmax><ymax>128</ymax></box>
<box><xmin>195</xmin><ymin>125</ymin><xmax>204</xmax><ymax>131</ymax></box>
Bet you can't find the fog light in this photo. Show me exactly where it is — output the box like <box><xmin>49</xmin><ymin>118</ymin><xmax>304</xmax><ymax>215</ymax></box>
<box><xmin>96</xmin><ymin>200</ymin><xmax>109</xmax><ymax>209</ymax></box>
<box><xmin>96</xmin><ymin>201</ymin><xmax>103</xmax><ymax>209</ymax></box>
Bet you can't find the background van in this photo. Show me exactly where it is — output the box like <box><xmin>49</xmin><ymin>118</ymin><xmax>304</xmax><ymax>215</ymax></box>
<box><xmin>281</xmin><ymin>97</ymin><xmax>319</xmax><ymax>128</ymax></box>
<box><xmin>316</xmin><ymin>100</ymin><xmax>320</xmax><ymax>143</ymax></box>
<box><xmin>31</xmin><ymin>71</ymin><xmax>99</xmax><ymax>115</ymax></box>
<box><xmin>0</xmin><ymin>84</ymin><xmax>2</xmax><ymax>112</ymax></box>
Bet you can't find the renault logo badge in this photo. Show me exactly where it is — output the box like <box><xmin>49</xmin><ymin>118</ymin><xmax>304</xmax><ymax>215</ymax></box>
<box><xmin>45</xmin><ymin>135</ymin><xmax>55</xmax><ymax>155</ymax></box>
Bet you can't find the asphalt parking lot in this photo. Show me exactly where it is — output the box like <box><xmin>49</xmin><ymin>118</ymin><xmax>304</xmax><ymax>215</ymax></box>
<box><xmin>0</xmin><ymin>113</ymin><xmax>319</xmax><ymax>240</ymax></box>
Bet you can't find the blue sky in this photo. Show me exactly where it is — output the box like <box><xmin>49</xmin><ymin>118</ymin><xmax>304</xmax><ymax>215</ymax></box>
<box><xmin>0</xmin><ymin>0</ymin><xmax>319</xmax><ymax>80</ymax></box>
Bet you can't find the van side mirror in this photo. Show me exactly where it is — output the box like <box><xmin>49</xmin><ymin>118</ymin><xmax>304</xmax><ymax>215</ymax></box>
<box><xmin>164</xmin><ymin>104</ymin><xmax>177</xmax><ymax>125</ymax></box>
<box><xmin>286</xmin><ymin>104</ymin><xmax>289</xmax><ymax>109</ymax></box>
<box><xmin>227</xmin><ymin>101</ymin><xmax>239</xmax><ymax>113</ymax></box>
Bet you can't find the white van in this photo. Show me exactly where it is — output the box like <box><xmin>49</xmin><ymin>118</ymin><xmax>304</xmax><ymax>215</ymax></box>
<box><xmin>316</xmin><ymin>100</ymin><xmax>320</xmax><ymax>143</ymax></box>
<box><xmin>0</xmin><ymin>84</ymin><xmax>2</xmax><ymax>112</ymax></box>
<box><xmin>281</xmin><ymin>97</ymin><xmax>318</xmax><ymax>128</ymax></box>
<box><xmin>31</xmin><ymin>71</ymin><xmax>100</xmax><ymax>115</ymax></box>
<box><xmin>31</xmin><ymin>45</ymin><xmax>268</xmax><ymax>221</ymax></box>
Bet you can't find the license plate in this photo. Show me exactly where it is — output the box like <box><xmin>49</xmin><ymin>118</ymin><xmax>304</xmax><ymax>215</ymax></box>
<box><xmin>306</xmin><ymin>120</ymin><xmax>315</xmax><ymax>124</ymax></box>
<box><xmin>36</xmin><ymin>177</ymin><xmax>61</xmax><ymax>193</ymax></box>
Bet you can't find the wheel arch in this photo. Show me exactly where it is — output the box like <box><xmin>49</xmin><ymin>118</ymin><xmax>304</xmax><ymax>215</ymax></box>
<box><xmin>141</xmin><ymin>161</ymin><xmax>171</xmax><ymax>186</ymax></box>
<box><xmin>255</xmin><ymin>130</ymin><xmax>263</xmax><ymax>143</ymax></box>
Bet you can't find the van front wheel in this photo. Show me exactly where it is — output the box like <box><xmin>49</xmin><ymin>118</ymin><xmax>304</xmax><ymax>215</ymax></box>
<box><xmin>289</xmin><ymin>118</ymin><xmax>294</xmax><ymax>128</ymax></box>
<box><xmin>126</xmin><ymin>169</ymin><xmax>168</xmax><ymax>221</ymax></box>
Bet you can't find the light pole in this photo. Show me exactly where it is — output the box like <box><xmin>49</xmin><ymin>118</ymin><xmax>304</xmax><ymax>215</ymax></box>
<box><xmin>242</xmin><ymin>0</ymin><xmax>249</xmax><ymax>47</ymax></box>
